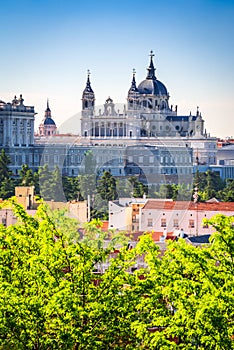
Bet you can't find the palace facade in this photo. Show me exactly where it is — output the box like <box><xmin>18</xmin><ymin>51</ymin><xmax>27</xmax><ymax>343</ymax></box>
<box><xmin>0</xmin><ymin>52</ymin><xmax>219</xmax><ymax>184</ymax></box>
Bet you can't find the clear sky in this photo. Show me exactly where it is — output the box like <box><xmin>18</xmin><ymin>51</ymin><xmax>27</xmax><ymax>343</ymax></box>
<box><xmin>0</xmin><ymin>0</ymin><xmax>234</xmax><ymax>138</ymax></box>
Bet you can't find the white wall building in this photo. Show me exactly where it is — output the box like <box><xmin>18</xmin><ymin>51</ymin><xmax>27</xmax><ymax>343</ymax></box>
<box><xmin>140</xmin><ymin>200</ymin><xmax>234</xmax><ymax>236</ymax></box>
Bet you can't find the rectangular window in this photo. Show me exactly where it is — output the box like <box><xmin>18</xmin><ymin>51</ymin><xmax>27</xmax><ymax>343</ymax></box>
<box><xmin>161</xmin><ymin>218</ymin><xmax>167</xmax><ymax>227</ymax></box>
<box><xmin>189</xmin><ymin>219</ymin><xmax>195</xmax><ymax>228</ymax></box>
<box><xmin>148</xmin><ymin>218</ymin><xmax>153</xmax><ymax>227</ymax></box>
<box><xmin>173</xmin><ymin>219</ymin><xmax>179</xmax><ymax>227</ymax></box>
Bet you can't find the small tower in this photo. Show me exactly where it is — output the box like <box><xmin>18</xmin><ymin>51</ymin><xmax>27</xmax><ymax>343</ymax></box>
<box><xmin>194</xmin><ymin>106</ymin><xmax>204</xmax><ymax>137</ymax></box>
<box><xmin>38</xmin><ymin>100</ymin><xmax>57</xmax><ymax>136</ymax></box>
<box><xmin>103</xmin><ymin>97</ymin><xmax>117</xmax><ymax>116</ymax></box>
<box><xmin>82</xmin><ymin>70</ymin><xmax>95</xmax><ymax>117</ymax></box>
<box><xmin>127</xmin><ymin>69</ymin><xmax>140</xmax><ymax>110</ymax></box>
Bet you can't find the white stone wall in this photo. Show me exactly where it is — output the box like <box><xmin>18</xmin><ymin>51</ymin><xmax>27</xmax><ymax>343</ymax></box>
<box><xmin>140</xmin><ymin>207</ymin><xmax>234</xmax><ymax>236</ymax></box>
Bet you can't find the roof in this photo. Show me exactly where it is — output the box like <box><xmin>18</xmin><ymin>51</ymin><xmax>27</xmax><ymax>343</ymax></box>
<box><xmin>166</xmin><ymin>115</ymin><xmax>197</xmax><ymax>122</ymax></box>
<box><xmin>125</xmin><ymin>231</ymin><xmax>176</xmax><ymax>242</ymax></box>
<box><xmin>142</xmin><ymin>200</ymin><xmax>234</xmax><ymax>212</ymax></box>
<box><xmin>101</xmin><ymin>221</ymin><xmax>109</xmax><ymax>231</ymax></box>
<box><xmin>44</xmin><ymin>117</ymin><xmax>56</xmax><ymax>125</ymax></box>
<box><xmin>138</xmin><ymin>78</ymin><xmax>168</xmax><ymax>96</ymax></box>
<box><xmin>186</xmin><ymin>234</ymin><xmax>211</xmax><ymax>244</ymax></box>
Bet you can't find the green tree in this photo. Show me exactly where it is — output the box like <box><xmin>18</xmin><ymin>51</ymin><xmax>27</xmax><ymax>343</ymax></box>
<box><xmin>63</xmin><ymin>176</ymin><xmax>81</xmax><ymax>201</ymax></box>
<box><xmin>221</xmin><ymin>179</ymin><xmax>234</xmax><ymax>201</ymax></box>
<box><xmin>128</xmin><ymin>176</ymin><xmax>148</xmax><ymax>198</ymax></box>
<box><xmin>0</xmin><ymin>149</ymin><xmax>14</xmax><ymax>199</ymax></box>
<box><xmin>0</xmin><ymin>149</ymin><xmax>11</xmax><ymax>181</ymax></box>
<box><xmin>19</xmin><ymin>164</ymin><xmax>35</xmax><ymax>186</ymax></box>
<box><xmin>38</xmin><ymin>164</ymin><xmax>54</xmax><ymax>200</ymax></box>
<box><xmin>154</xmin><ymin>184</ymin><xmax>177</xmax><ymax>199</ymax></box>
<box><xmin>78</xmin><ymin>174</ymin><xmax>96</xmax><ymax>200</ymax></box>
<box><xmin>51</xmin><ymin>166</ymin><xmax>66</xmax><ymax>202</ymax></box>
<box><xmin>116</xmin><ymin>177</ymin><xmax>133</xmax><ymax>198</ymax></box>
<box><xmin>176</xmin><ymin>183</ymin><xmax>192</xmax><ymax>201</ymax></box>
<box><xmin>135</xmin><ymin>215</ymin><xmax>234</xmax><ymax>349</ymax></box>
<box><xmin>0</xmin><ymin>177</ymin><xmax>14</xmax><ymax>199</ymax></box>
<box><xmin>0</xmin><ymin>200</ymin><xmax>153</xmax><ymax>349</ymax></box>
<box><xmin>1</xmin><ymin>200</ymin><xmax>234</xmax><ymax>349</ymax></box>
<box><xmin>97</xmin><ymin>171</ymin><xmax>118</xmax><ymax>202</ymax></box>
<box><xmin>193</xmin><ymin>170</ymin><xmax>224</xmax><ymax>201</ymax></box>
<box><xmin>91</xmin><ymin>171</ymin><xmax>118</xmax><ymax>219</ymax></box>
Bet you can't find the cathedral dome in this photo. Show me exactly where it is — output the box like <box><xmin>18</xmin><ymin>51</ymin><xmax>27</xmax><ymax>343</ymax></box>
<box><xmin>138</xmin><ymin>78</ymin><xmax>168</xmax><ymax>96</ymax></box>
<box><xmin>43</xmin><ymin>117</ymin><xmax>56</xmax><ymax>125</ymax></box>
<box><xmin>138</xmin><ymin>51</ymin><xmax>168</xmax><ymax>96</ymax></box>
<box><xmin>43</xmin><ymin>100</ymin><xmax>56</xmax><ymax>125</ymax></box>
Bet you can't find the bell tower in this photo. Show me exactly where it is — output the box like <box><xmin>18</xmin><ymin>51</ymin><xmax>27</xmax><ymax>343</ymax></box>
<box><xmin>81</xmin><ymin>70</ymin><xmax>95</xmax><ymax>117</ymax></box>
<box><xmin>127</xmin><ymin>69</ymin><xmax>140</xmax><ymax>111</ymax></box>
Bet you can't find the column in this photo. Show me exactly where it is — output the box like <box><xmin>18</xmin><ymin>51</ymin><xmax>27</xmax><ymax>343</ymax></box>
<box><xmin>24</xmin><ymin>119</ymin><xmax>27</xmax><ymax>145</ymax></box>
<box><xmin>31</xmin><ymin>119</ymin><xmax>34</xmax><ymax>145</ymax></box>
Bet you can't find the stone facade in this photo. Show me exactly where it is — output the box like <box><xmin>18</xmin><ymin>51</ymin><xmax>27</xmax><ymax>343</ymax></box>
<box><xmin>0</xmin><ymin>95</ymin><xmax>34</xmax><ymax>148</ymax></box>
<box><xmin>81</xmin><ymin>52</ymin><xmax>205</xmax><ymax>140</ymax></box>
<box><xmin>0</xmin><ymin>52</ymin><xmax>220</xmax><ymax>183</ymax></box>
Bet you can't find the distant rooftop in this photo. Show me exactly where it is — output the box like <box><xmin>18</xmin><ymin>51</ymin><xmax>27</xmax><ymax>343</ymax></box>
<box><xmin>143</xmin><ymin>200</ymin><xmax>234</xmax><ymax>211</ymax></box>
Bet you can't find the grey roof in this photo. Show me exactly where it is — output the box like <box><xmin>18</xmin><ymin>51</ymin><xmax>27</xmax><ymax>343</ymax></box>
<box><xmin>218</xmin><ymin>144</ymin><xmax>234</xmax><ymax>151</ymax></box>
<box><xmin>166</xmin><ymin>115</ymin><xmax>196</xmax><ymax>122</ymax></box>
<box><xmin>138</xmin><ymin>78</ymin><xmax>168</xmax><ymax>96</ymax></box>
<box><xmin>187</xmin><ymin>234</ymin><xmax>211</xmax><ymax>244</ymax></box>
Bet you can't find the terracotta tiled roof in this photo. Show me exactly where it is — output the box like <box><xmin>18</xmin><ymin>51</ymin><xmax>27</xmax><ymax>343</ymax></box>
<box><xmin>101</xmin><ymin>221</ymin><xmax>109</xmax><ymax>231</ymax></box>
<box><xmin>142</xmin><ymin>200</ymin><xmax>234</xmax><ymax>212</ymax></box>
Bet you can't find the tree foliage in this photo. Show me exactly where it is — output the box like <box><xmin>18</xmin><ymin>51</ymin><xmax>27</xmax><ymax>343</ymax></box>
<box><xmin>0</xmin><ymin>201</ymin><xmax>150</xmax><ymax>349</ymax></box>
<box><xmin>128</xmin><ymin>176</ymin><xmax>148</xmax><ymax>198</ymax></box>
<box><xmin>0</xmin><ymin>201</ymin><xmax>234</xmax><ymax>349</ymax></box>
<box><xmin>0</xmin><ymin>149</ymin><xmax>12</xmax><ymax>181</ymax></box>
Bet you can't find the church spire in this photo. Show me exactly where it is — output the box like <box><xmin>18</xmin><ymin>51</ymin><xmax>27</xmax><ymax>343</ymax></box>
<box><xmin>45</xmin><ymin>99</ymin><xmax>51</xmax><ymax>118</ymax></box>
<box><xmin>128</xmin><ymin>69</ymin><xmax>138</xmax><ymax>93</ymax></box>
<box><xmin>146</xmin><ymin>50</ymin><xmax>156</xmax><ymax>80</ymax></box>
<box><xmin>127</xmin><ymin>69</ymin><xmax>140</xmax><ymax>111</ymax></box>
<box><xmin>83</xmin><ymin>69</ymin><xmax>94</xmax><ymax>93</ymax></box>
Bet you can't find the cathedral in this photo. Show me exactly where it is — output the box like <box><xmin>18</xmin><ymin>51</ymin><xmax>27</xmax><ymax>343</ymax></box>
<box><xmin>0</xmin><ymin>51</ymin><xmax>218</xmax><ymax>184</ymax></box>
<box><xmin>81</xmin><ymin>51</ymin><xmax>204</xmax><ymax>140</ymax></box>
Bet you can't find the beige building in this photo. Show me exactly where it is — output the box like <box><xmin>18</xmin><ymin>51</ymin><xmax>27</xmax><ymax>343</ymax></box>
<box><xmin>15</xmin><ymin>186</ymin><xmax>38</xmax><ymax>209</ymax></box>
<box><xmin>109</xmin><ymin>197</ymin><xmax>148</xmax><ymax>231</ymax></box>
<box><xmin>0</xmin><ymin>187</ymin><xmax>88</xmax><ymax>227</ymax></box>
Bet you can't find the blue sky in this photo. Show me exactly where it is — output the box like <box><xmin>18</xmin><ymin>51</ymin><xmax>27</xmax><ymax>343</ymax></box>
<box><xmin>1</xmin><ymin>0</ymin><xmax>234</xmax><ymax>138</ymax></box>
